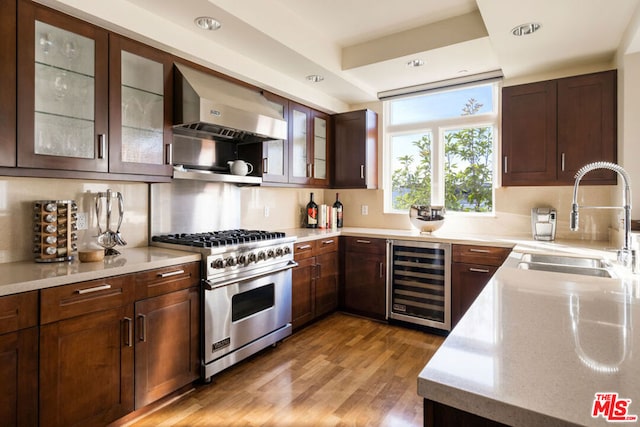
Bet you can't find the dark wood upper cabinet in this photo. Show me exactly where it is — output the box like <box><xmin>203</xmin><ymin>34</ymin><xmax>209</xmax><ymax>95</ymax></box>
<box><xmin>108</xmin><ymin>34</ymin><xmax>173</xmax><ymax>176</ymax></box>
<box><xmin>17</xmin><ymin>0</ymin><xmax>109</xmax><ymax>172</ymax></box>
<box><xmin>333</xmin><ymin>109</ymin><xmax>378</xmax><ymax>189</ymax></box>
<box><xmin>502</xmin><ymin>81</ymin><xmax>557</xmax><ymax>186</ymax></box>
<box><xmin>288</xmin><ymin>102</ymin><xmax>331</xmax><ymax>187</ymax></box>
<box><xmin>502</xmin><ymin>70</ymin><xmax>617</xmax><ymax>186</ymax></box>
<box><xmin>557</xmin><ymin>70</ymin><xmax>617</xmax><ymax>183</ymax></box>
<box><xmin>0</xmin><ymin>0</ymin><xmax>16</xmax><ymax>167</ymax></box>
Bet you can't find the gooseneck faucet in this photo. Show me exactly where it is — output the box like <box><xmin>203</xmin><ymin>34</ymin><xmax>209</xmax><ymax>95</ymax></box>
<box><xmin>570</xmin><ymin>161</ymin><xmax>633</xmax><ymax>266</ymax></box>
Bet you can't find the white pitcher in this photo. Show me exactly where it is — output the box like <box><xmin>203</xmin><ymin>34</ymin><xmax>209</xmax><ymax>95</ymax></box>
<box><xmin>228</xmin><ymin>160</ymin><xmax>253</xmax><ymax>176</ymax></box>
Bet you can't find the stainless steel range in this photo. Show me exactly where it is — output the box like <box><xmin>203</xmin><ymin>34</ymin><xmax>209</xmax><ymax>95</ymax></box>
<box><xmin>151</xmin><ymin>229</ymin><xmax>296</xmax><ymax>381</ymax></box>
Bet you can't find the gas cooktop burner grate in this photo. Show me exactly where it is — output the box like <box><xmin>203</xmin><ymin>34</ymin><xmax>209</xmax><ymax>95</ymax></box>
<box><xmin>151</xmin><ymin>229</ymin><xmax>286</xmax><ymax>248</ymax></box>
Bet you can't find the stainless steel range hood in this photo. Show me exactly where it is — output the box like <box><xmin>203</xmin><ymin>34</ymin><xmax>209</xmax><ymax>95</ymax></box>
<box><xmin>173</xmin><ymin>63</ymin><xmax>287</xmax><ymax>143</ymax></box>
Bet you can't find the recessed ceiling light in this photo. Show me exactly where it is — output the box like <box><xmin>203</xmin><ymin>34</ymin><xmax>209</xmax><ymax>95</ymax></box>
<box><xmin>458</xmin><ymin>69</ymin><xmax>469</xmax><ymax>74</ymax></box>
<box><xmin>511</xmin><ymin>22</ymin><xmax>541</xmax><ymax>36</ymax></box>
<box><xmin>306</xmin><ymin>74</ymin><xmax>324</xmax><ymax>83</ymax></box>
<box><xmin>407</xmin><ymin>59</ymin><xmax>425</xmax><ymax>68</ymax></box>
<box><xmin>194</xmin><ymin>16</ymin><xmax>221</xmax><ymax>31</ymax></box>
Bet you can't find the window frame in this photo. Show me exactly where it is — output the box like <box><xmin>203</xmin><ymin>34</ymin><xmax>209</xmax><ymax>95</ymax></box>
<box><xmin>383</xmin><ymin>81</ymin><xmax>501</xmax><ymax>215</ymax></box>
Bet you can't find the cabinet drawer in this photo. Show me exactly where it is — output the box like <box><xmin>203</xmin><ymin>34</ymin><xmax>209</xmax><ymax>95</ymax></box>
<box><xmin>135</xmin><ymin>262</ymin><xmax>200</xmax><ymax>299</ymax></box>
<box><xmin>315</xmin><ymin>237</ymin><xmax>338</xmax><ymax>255</ymax></box>
<box><xmin>0</xmin><ymin>291</ymin><xmax>38</xmax><ymax>334</ymax></box>
<box><xmin>41</xmin><ymin>275</ymin><xmax>135</xmax><ymax>324</ymax></box>
<box><xmin>294</xmin><ymin>240</ymin><xmax>316</xmax><ymax>260</ymax></box>
<box><xmin>344</xmin><ymin>236</ymin><xmax>386</xmax><ymax>255</ymax></box>
<box><xmin>452</xmin><ymin>244</ymin><xmax>512</xmax><ymax>266</ymax></box>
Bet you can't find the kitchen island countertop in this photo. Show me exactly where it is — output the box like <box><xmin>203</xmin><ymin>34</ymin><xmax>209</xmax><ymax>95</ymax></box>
<box><xmin>418</xmin><ymin>250</ymin><xmax>640</xmax><ymax>427</ymax></box>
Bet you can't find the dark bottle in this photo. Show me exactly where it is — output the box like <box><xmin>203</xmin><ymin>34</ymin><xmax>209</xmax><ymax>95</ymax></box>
<box><xmin>333</xmin><ymin>192</ymin><xmax>343</xmax><ymax>228</ymax></box>
<box><xmin>306</xmin><ymin>193</ymin><xmax>318</xmax><ymax>228</ymax></box>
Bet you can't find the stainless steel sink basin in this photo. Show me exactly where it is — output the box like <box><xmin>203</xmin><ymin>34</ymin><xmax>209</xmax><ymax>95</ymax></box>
<box><xmin>520</xmin><ymin>253</ymin><xmax>610</xmax><ymax>268</ymax></box>
<box><xmin>517</xmin><ymin>261</ymin><xmax>614</xmax><ymax>278</ymax></box>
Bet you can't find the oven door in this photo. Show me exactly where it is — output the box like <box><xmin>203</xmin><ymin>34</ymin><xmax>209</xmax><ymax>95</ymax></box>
<box><xmin>203</xmin><ymin>264</ymin><xmax>293</xmax><ymax>366</ymax></box>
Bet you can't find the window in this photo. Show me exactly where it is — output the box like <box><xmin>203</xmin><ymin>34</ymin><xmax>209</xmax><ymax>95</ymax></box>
<box><xmin>384</xmin><ymin>82</ymin><xmax>499</xmax><ymax>214</ymax></box>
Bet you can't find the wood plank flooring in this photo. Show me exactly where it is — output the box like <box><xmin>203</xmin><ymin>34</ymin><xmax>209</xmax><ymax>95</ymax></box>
<box><xmin>129</xmin><ymin>313</ymin><xmax>445</xmax><ymax>427</ymax></box>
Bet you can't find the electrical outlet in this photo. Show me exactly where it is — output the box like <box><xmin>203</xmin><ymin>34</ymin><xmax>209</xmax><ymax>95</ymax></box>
<box><xmin>264</xmin><ymin>206</ymin><xmax>270</xmax><ymax>217</ymax></box>
<box><xmin>76</xmin><ymin>212</ymin><xmax>88</xmax><ymax>230</ymax></box>
<box><xmin>361</xmin><ymin>205</ymin><xmax>368</xmax><ymax>215</ymax></box>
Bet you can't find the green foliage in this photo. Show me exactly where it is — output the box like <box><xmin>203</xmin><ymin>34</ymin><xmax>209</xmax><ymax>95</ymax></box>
<box><xmin>391</xmin><ymin>98</ymin><xmax>493</xmax><ymax>212</ymax></box>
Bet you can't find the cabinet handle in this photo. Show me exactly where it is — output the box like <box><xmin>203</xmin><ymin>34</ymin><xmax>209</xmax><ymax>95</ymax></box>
<box><xmin>468</xmin><ymin>248</ymin><xmax>491</xmax><ymax>254</ymax></box>
<box><xmin>561</xmin><ymin>152</ymin><xmax>565</xmax><ymax>171</ymax></box>
<box><xmin>263</xmin><ymin>158</ymin><xmax>269</xmax><ymax>174</ymax></box>
<box><xmin>360</xmin><ymin>165</ymin><xmax>365</xmax><ymax>179</ymax></box>
<box><xmin>356</xmin><ymin>239</ymin><xmax>371</xmax><ymax>244</ymax></box>
<box><xmin>379</xmin><ymin>262</ymin><xmax>384</xmax><ymax>278</ymax></box>
<box><xmin>503</xmin><ymin>156</ymin><xmax>508</xmax><ymax>174</ymax></box>
<box><xmin>98</xmin><ymin>134</ymin><xmax>107</xmax><ymax>159</ymax></box>
<box><xmin>297</xmin><ymin>244</ymin><xmax>312</xmax><ymax>250</ymax></box>
<box><xmin>307</xmin><ymin>163</ymin><xmax>312</xmax><ymax>178</ymax></box>
<box><xmin>165</xmin><ymin>143</ymin><xmax>173</xmax><ymax>165</ymax></box>
<box><xmin>469</xmin><ymin>267</ymin><xmax>490</xmax><ymax>273</ymax></box>
<box><xmin>123</xmin><ymin>317</ymin><xmax>133</xmax><ymax>347</ymax></box>
<box><xmin>322</xmin><ymin>239</ymin><xmax>334</xmax><ymax>245</ymax></box>
<box><xmin>76</xmin><ymin>284</ymin><xmax>111</xmax><ymax>294</ymax></box>
<box><xmin>157</xmin><ymin>269</ymin><xmax>185</xmax><ymax>278</ymax></box>
<box><xmin>138</xmin><ymin>314</ymin><xmax>147</xmax><ymax>342</ymax></box>
<box><xmin>316</xmin><ymin>263</ymin><xmax>322</xmax><ymax>279</ymax></box>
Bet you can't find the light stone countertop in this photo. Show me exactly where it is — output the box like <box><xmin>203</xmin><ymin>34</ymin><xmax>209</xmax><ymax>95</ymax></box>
<box><xmin>0</xmin><ymin>247</ymin><xmax>201</xmax><ymax>297</ymax></box>
<box><xmin>418</xmin><ymin>250</ymin><xmax>640</xmax><ymax>427</ymax></box>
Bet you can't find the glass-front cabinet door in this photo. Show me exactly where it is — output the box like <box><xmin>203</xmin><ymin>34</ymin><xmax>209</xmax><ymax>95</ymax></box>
<box><xmin>311</xmin><ymin>111</ymin><xmax>330</xmax><ymax>186</ymax></box>
<box><xmin>289</xmin><ymin>102</ymin><xmax>311</xmax><ymax>184</ymax></box>
<box><xmin>260</xmin><ymin>92</ymin><xmax>289</xmax><ymax>183</ymax></box>
<box><xmin>108</xmin><ymin>35</ymin><xmax>172</xmax><ymax>176</ymax></box>
<box><xmin>17</xmin><ymin>1</ymin><xmax>109</xmax><ymax>172</ymax></box>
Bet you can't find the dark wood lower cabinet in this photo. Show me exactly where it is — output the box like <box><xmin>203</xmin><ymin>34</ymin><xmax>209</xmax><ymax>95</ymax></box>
<box><xmin>135</xmin><ymin>287</ymin><xmax>200</xmax><ymax>409</ymax></box>
<box><xmin>315</xmin><ymin>252</ymin><xmax>338</xmax><ymax>317</ymax></box>
<box><xmin>424</xmin><ymin>399</ymin><xmax>510</xmax><ymax>427</ymax></box>
<box><xmin>292</xmin><ymin>238</ymin><xmax>339</xmax><ymax>330</ymax></box>
<box><xmin>292</xmin><ymin>257</ymin><xmax>315</xmax><ymax>329</ymax></box>
<box><xmin>0</xmin><ymin>327</ymin><xmax>38</xmax><ymax>427</ymax></box>
<box><xmin>343</xmin><ymin>237</ymin><xmax>387</xmax><ymax>320</ymax></box>
<box><xmin>39</xmin><ymin>305</ymin><xmax>135</xmax><ymax>427</ymax></box>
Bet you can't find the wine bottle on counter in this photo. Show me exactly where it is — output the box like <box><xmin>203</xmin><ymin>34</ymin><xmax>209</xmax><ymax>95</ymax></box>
<box><xmin>306</xmin><ymin>193</ymin><xmax>318</xmax><ymax>228</ymax></box>
<box><xmin>333</xmin><ymin>193</ymin><xmax>343</xmax><ymax>228</ymax></box>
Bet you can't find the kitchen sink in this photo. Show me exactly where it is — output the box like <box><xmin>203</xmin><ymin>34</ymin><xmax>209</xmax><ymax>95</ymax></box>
<box><xmin>517</xmin><ymin>261</ymin><xmax>614</xmax><ymax>278</ymax></box>
<box><xmin>520</xmin><ymin>253</ymin><xmax>611</xmax><ymax>269</ymax></box>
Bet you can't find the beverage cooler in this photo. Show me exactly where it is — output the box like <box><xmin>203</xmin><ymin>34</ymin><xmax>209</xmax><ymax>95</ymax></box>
<box><xmin>387</xmin><ymin>240</ymin><xmax>451</xmax><ymax>331</ymax></box>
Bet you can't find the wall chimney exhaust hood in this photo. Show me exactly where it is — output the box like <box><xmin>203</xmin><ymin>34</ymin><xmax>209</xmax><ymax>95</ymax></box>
<box><xmin>173</xmin><ymin>63</ymin><xmax>287</xmax><ymax>143</ymax></box>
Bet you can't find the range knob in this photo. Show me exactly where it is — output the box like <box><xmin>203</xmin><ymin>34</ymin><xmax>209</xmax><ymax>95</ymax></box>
<box><xmin>283</xmin><ymin>246</ymin><xmax>292</xmax><ymax>255</ymax></box>
<box><xmin>212</xmin><ymin>258</ymin><xmax>225</xmax><ymax>269</ymax></box>
<box><xmin>248</xmin><ymin>253</ymin><xmax>257</xmax><ymax>263</ymax></box>
<box><xmin>267</xmin><ymin>249</ymin><xmax>275</xmax><ymax>259</ymax></box>
<box><xmin>257</xmin><ymin>251</ymin><xmax>266</xmax><ymax>261</ymax></box>
<box><xmin>225</xmin><ymin>256</ymin><xmax>237</xmax><ymax>267</ymax></box>
<box><xmin>237</xmin><ymin>254</ymin><xmax>247</xmax><ymax>265</ymax></box>
<box><xmin>275</xmin><ymin>248</ymin><xmax>284</xmax><ymax>257</ymax></box>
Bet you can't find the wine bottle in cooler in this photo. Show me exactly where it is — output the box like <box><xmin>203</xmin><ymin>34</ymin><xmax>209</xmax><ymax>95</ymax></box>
<box><xmin>333</xmin><ymin>193</ymin><xmax>343</xmax><ymax>228</ymax></box>
<box><xmin>306</xmin><ymin>193</ymin><xmax>318</xmax><ymax>228</ymax></box>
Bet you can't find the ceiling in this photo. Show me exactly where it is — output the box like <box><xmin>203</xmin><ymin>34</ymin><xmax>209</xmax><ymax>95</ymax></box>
<box><xmin>43</xmin><ymin>0</ymin><xmax>640</xmax><ymax>112</ymax></box>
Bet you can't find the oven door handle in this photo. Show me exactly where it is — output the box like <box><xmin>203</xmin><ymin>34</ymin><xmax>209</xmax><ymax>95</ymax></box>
<box><xmin>203</xmin><ymin>260</ymin><xmax>299</xmax><ymax>291</ymax></box>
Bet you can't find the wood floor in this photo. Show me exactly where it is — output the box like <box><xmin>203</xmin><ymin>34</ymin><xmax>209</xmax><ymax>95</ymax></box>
<box><xmin>129</xmin><ymin>313</ymin><xmax>445</xmax><ymax>427</ymax></box>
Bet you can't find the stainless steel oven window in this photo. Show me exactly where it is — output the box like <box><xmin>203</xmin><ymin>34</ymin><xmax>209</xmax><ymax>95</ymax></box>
<box><xmin>231</xmin><ymin>283</ymin><xmax>275</xmax><ymax>322</ymax></box>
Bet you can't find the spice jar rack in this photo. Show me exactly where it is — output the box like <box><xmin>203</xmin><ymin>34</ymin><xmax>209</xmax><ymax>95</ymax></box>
<box><xmin>33</xmin><ymin>200</ymin><xmax>78</xmax><ymax>263</ymax></box>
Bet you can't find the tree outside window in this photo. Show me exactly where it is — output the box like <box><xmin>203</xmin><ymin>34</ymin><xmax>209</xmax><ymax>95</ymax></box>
<box><xmin>390</xmin><ymin>98</ymin><xmax>494</xmax><ymax>213</ymax></box>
